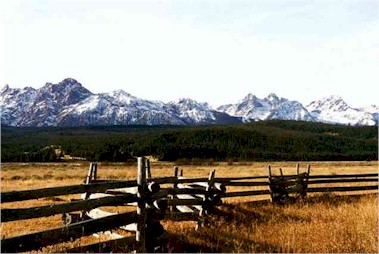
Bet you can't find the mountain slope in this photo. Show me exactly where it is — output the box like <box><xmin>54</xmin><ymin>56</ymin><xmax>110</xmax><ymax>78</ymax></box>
<box><xmin>0</xmin><ymin>78</ymin><xmax>239</xmax><ymax>126</ymax></box>
<box><xmin>306</xmin><ymin>95</ymin><xmax>377</xmax><ymax>126</ymax></box>
<box><xmin>164</xmin><ymin>98</ymin><xmax>241</xmax><ymax>124</ymax></box>
<box><xmin>1</xmin><ymin>79</ymin><xmax>377</xmax><ymax>126</ymax></box>
<box><xmin>0</xmin><ymin>85</ymin><xmax>37</xmax><ymax>126</ymax></box>
<box><xmin>217</xmin><ymin>93</ymin><xmax>315</xmax><ymax>122</ymax></box>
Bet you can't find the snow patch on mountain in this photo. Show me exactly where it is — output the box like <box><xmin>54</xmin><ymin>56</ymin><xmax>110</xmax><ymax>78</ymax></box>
<box><xmin>306</xmin><ymin>95</ymin><xmax>377</xmax><ymax>126</ymax></box>
<box><xmin>217</xmin><ymin>93</ymin><xmax>314</xmax><ymax>122</ymax></box>
<box><xmin>1</xmin><ymin>85</ymin><xmax>38</xmax><ymax>126</ymax></box>
<box><xmin>1</xmin><ymin>79</ymin><xmax>378</xmax><ymax>126</ymax></box>
<box><xmin>165</xmin><ymin>98</ymin><xmax>216</xmax><ymax>124</ymax></box>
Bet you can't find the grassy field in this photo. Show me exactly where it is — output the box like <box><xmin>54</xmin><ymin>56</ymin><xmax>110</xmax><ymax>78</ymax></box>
<box><xmin>0</xmin><ymin>161</ymin><xmax>378</xmax><ymax>253</ymax></box>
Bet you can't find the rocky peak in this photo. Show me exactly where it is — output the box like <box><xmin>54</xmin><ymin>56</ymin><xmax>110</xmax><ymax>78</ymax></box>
<box><xmin>1</xmin><ymin>78</ymin><xmax>377</xmax><ymax>127</ymax></box>
<box><xmin>37</xmin><ymin>78</ymin><xmax>92</xmax><ymax>106</ymax></box>
<box><xmin>1</xmin><ymin>84</ymin><xmax>10</xmax><ymax>94</ymax></box>
<box><xmin>174</xmin><ymin>98</ymin><xmax>209</xmax><ymax>109</ymax></box>
<box><xmin>108</xmin><ymin>89</ymin><xmax>137</xmax><ymax>105</ymax></box>
<box><xmin>265</xmin><ymin>93</ymin><xmax>280</xmax><ymax>102</ymax></box>
<box><xmin>242</xmin><ymin>93</ymin><xmax>257</xmax><ymax>102</ymax></box>
<box><xmin>307</xmin><ymin>95</ymin><xmax>350</xmax><ymax>112</ymax></box>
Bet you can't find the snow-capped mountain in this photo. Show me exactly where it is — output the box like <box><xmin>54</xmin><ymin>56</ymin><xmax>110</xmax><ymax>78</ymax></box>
<box><xmin>217</xmin><ymin>93</ymin><xmax>315</xmax><ymax>122</ymax></box>
<box><xmin>0</xmin><ymin>78</ymin><xmax>240</xmax><ymax>126</ymax></box>
<box><xmin>1</xmin><ymin>79</ymin><xmax>377</xmax><ymax>126</ymax></box>
<box><xmin>306</xmin><ymin>95</ymin><xmax>378</xmax><ymax>126</ymax></box>
<box><xmin>164</xmin><ymin>98</ymin><xmax>240</xmax><ymax>124</ymax></box>
<box><xmin>0</xmin><ymin>85</ymin><xmax>37</xmax><ymax>126</ymax></box>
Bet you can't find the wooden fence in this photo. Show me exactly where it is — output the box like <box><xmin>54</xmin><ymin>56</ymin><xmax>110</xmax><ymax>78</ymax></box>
<box><xmin>1</xmin><ymin>160</ymin><xmax>377</xmax><ymax>253</ymax></box>
<box><xmin>0</xmin><ymin>158</ymin><xmax>225</xmax><ymax>253</ymax></box>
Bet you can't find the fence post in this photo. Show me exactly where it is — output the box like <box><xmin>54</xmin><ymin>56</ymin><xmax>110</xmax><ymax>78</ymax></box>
<box><xmin>196</xmin><ymin>169</ymin><xmax>215</xmax><ymax>230</ymax></box>
<box><xmin>85</xmin><ymin>163</ymin><xmax>95</xmax><ymax>185</ymax></box>
<box><xmin>63</xmin><ymin>162</ymin><xmax>95</xmax><ymax>225</ymax></box>
<box><xmin>267</xmin><ymin>165</ymin><xmax>273</xmax><ymax>202</ymax></box>
<box><xmin>81</xmin><ymin>163</ymin><xmax>97</xmax><ymax>217</ymax></box>
<box><xmin>173</xmin><ymin>166</ymin><xmax>179</xmax><ymax>189</ymax></box>
<box><xmin>146</xmin><ymin>159</ymin><xmax>151</xmax><ymax>179</ymax></box>
<box><xmin>171</xmin><ymin>166</ymin><xmax>179</xmax><ymax>213</ymax></box>
<box><xmin>93</xmin><ymin>162</ymin><xmax>98</xmax><ymax>181</ymax></box>
<box><xmin>302</xmin><ymin>164</ymin><xmax>311</xmax><ymax>198</ymax></box>
<box><xmin>136</xmin><ymin>157</ymin><xmax>147</xmax><ymax>252</ymax></box>
<box><xmin>296</xmin><ymin>163</ymin><xmax>300</xmax><ymax>175</ymax></box>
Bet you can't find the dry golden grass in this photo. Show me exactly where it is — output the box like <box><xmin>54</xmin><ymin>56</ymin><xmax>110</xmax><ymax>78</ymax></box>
<box><xmin>0</xmin><ymin>161</ymin><xmax>378</xmax><ymax>253</ymax></box>
<box><xmin>170</xmin><ymin>194</ymin><xmax>378</xmax><ymax>253</ymax></box>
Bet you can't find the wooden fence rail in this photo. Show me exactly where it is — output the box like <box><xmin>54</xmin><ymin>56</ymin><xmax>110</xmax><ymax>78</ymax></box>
<box><xmin>1</xmin><ymin>194</ymin><xmax>137</xmax><ymax>222</ymax></box>
<box><xmin>277</xmin><ymin>173</ymin><xmax>378</xmax><ymax>179</ymax></box>
<box><xmin>307</xmin><ymin>185</ymin><xmax>378</xmax><ymax>193</ymax></box>
<box><xmin>1</xmin><ymin>211</ymin><xmax>137</xmax><ymax>253</ymax></box>
<box><xmin>1</xmin><ymin>180</ymin><xmax>138</xmax><ymax>203</ymax></box>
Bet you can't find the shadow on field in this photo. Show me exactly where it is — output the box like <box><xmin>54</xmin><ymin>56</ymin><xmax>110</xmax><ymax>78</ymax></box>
<box><xmin>165</xmin><ymin>201</ymin><xmax>295</xmax><ymax>253</ymax></box>
<box><xmin>164</xmin><ymin>193</ymin><xmax>377</xmax><ymax>253</ymax></box>
<box><xmin>166</xmin><ymin>230</ymin><xmax>282</xmax><ymax>253</ymax></box>
<box><xmin>305</xmin><ymin>192</ymin><xmax>377</xmax><ymax>206</ymax></box>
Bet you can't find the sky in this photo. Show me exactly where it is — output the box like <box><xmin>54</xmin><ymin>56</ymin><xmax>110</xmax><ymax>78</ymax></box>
<box><xmin>0</xmin><ymin>0</ymin><xmax>378</xmax><ymax>108</ymax></box>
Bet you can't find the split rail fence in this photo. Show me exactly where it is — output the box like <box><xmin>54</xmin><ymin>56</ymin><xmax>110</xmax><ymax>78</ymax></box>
<box><xmin>1</xmin><ymin>159</ymin><xmax>378</xmax><ymax>253</ymax></box>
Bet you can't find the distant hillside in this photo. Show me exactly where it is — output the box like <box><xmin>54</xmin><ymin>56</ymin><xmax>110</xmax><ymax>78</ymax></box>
<box><xmin>1</xmin><ymin>120</ymin><xmax>377</xmax><ymax>162</ymax></box>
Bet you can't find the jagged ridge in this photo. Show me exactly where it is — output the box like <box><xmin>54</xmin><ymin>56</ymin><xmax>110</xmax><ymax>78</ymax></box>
<box><xmin>1</xmin><ymin>79</ymin><xmax>377</xmax><ymax>126</ymax></box>
<box><xmin>0</xmin><ymin>78</ymin><xmax>240</xmax><ymax>126</ymax></box>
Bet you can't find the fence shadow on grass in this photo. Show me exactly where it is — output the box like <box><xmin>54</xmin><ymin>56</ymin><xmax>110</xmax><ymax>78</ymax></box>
<box><xmin>305</xmin><ymin>192</ymin><xmax>377</xmax><ymax>207</ymax></box>
<box><xmin>163</xmin><ymin>202</ymin><xmax>296</xmax><ymax>253</ymax></box>
<box><xmin>166</xmin><ymin>230</ymin><xmax>284</xmax><ymax>253</ymax></box>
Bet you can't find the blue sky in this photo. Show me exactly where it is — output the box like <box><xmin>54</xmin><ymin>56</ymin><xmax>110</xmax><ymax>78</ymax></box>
<box><xmin>0</xmin><ymin>0</ymin><xmax>378</xmax><ymax>108</ymax></box>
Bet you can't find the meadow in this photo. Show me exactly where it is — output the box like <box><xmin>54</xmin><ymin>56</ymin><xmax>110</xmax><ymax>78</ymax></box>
<box><xmin>0</xmin><ymin>161</ymin><xmax>378</xmax><ymax>253</ymax></box>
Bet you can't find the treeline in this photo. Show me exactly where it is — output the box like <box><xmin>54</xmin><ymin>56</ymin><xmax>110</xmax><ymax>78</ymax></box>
<box><xmin>1</xmin><ymin>121</ymin><xmax>378</xmax><ymax>162</ymax></box>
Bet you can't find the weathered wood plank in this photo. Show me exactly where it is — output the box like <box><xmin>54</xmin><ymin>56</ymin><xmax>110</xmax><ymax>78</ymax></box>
<box><xmin>80</xmin><ymin>192</ymin><xmax>116</xmax><ymax>199</ymax></box>
<box><xmin>106</xmin><ymin>187</ymin><xmax>138</xmax><ymax>195</ymax></box>
<box><xmin>166</xmin><ymin>187</ymin><xmax>208</xmax><ymax>195</ymax></box>
<box><xmin>122</xmin><ymin>223</ymin><xmax>138</xmax><ymax>232</ymax></box>
<box><xmin>307</xmin><ymin>185</ymin><xmax>378</xmax><ymax>193</ymax></box>
<box><xmin>87</xmin><ymin>208</ymin><xmax>137</xmax><ymax>232</ymax></box>
<box><xmin>145</xmin><ymin>159</ymin><xmax>151</xmax><ymax>178</ymax></box>
<box><xmin>177</xmin><ymin>194</ymin><xmax>202</xmax><ymax>211</ymax></box>
<box><xmin>93</xmin><ymin>231</ymin><xmax>125</xmax><ymax>239</ymax></box>
<box><xmin>176</xmin><ymin>177</ymin><xmax>212</xmax><ymax>184</ymax></box>
<box><xmin>307</xmin><ymin>178</ymin><xmax>378</xmax><ymax>184</ymax></box>
<box><xmin>224</xmin><ymin>190</ymin><xmax>271</xmax><ymax>198</ymax></box>
<box><xmin>147</xmin><ymin>175</ymin><xmax>277</xmax><ymax>184</ymax></box>
<box><xmin>87</xmin><ymin>207</ymin><xmax>114</xmax><ymax>218</ymax></box>
<box><xmin>225</xmin><ymin>181</ymin><xmax>269</xmax><ymax>187</ymax></box>
<box><xmin>1</xmin><ymin>194</ymin><xmax>137</xmax><ymax>222</ymax></box>
<box><xmin>279</xmin><ymin>173</ymin><xmax>378</xmax><ymax>179</ymax></box>
<box><xmin>83</xmin><ymin>163</ymin><xmax>96</xmax><ymax>201</ymax></box>
<box><xmin>215</xmin><ymin>176</ymin><xmax>268</xmax><ymax>182</ymax></box>
<box><xmin>269</xmin><ymin>173</ymin><xmax>308</xmax><ymax>180</ymax></box>
<box><xmin>189</xmin><ymin>182</ymin><xmax>227</xmax><ymax>192</ymax></box>
<box><xmin>176</xmin><ymin>205</ymin><xmax>195</xmax><ymax>213</ymax></box>
<box><xmin>167</xmin><ymin>198</ymin><xmax>204</xmax><ymax>206</ymax></box>
<box><xmin>1</xmin><ymin>211</ymin><xmax>137</xmax><ymax>253</ymax></box>
<box><xmin>170</xmin><ymin>166</ymin><xmax>179</xmax><ymax>213</ymax></box>
<box><xmin>146</xmin><ymin>176</ymin><xmax>177</xmax><ymax>184</ymax></box>
<box><xmin>1</xmin><ymin>180</ymin><xmax>138</xmax><ymax>203</ymax></box>
<box><xmin>136</xmin><ymin>157</ymin><xmax>147</xmax><ymax>251</ymax></box>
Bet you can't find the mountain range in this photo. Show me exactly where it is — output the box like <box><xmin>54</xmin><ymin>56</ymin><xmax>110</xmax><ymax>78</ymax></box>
<box><xmin>1</xmin><ymin>78</ymin><xmax>377</xmax><ymax>127</ymax></box>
